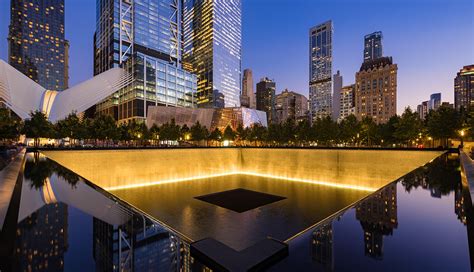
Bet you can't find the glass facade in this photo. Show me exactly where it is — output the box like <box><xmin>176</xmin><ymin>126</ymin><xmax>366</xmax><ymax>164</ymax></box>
<box><xmin>96</xmin><ymin>53</ymin><xmax>196</xmax><ymax>123</ymax></box>
<box><xmin>364</xmin><ymin>31</ymin><xmax>383</xmax><ymax>62</ymax></box>
<box><xmin>454</xmin><ymin>65</ymin><xmax>474</xmax><ymax>112</ymax></box>
<box><xmin>94</xmin><ymin>0</ymin><xmax>196</xmax><ymax>122</ymax></box>
<box><xmin>256</xmin><ymin>77</ymin><xmax>276</xmax><ymax>124</ymax></box>
<box><xmin>8</xmin><ymin>0</ymin><xmax>69</xmax><ymax>91</ymax></box>
<box><xmin>309</xmin><ymin>21</ymin><xmax>333</xmax><ymax>121</ymax></box>
<box><xmin>183</xmin><ymin>0</ymin><xmax>242</xmax><ymax>108</ymax></box>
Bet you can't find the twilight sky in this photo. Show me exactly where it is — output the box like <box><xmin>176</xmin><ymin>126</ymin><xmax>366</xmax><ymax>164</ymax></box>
<box><xmin>0</xmin><ymin>0</ymin><xmax>473</xmax><ymax>114</ymax></box>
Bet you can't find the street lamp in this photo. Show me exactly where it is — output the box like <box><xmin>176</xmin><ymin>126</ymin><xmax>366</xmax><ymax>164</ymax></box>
<box><xmin>459</xmin><ymin>130</ymin><xmax>465</xmax><ymax>148</ymax></box>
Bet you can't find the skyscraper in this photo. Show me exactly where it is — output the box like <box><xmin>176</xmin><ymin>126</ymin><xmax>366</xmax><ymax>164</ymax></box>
<box><xmin>309</xmin><ymin>21</ymin><xmax>333</xmax><ymax>121</ymax></box>
<box><xmin>454</xmin><ymin>65</ymin><xmax>474</xmax><ymax>112</ymax></box>
<box><xmin>355</xmin><ymin>57</ymin><xmax>397</xmax><ymax>124</ymax></box>
<box><xmin>417</xmin><ymin>101</ymin><xmax>429</xmax><ymax>120</ymax></box>
<box><xmin>429</xmin><ymin>93</ymin><xmax>441</xmax><ymax>111</ymax></box>
<box><xmin>256</xmin><ymin>77</ymin><xmax>276</xmax><ymax>124</ymax></box>
<box><xmin>363</xmin><ymin>31</ymin><xmax>383</xmax><ymax>62</ymax></box>
<box><xmin>332</xmin><ymin>70</ymin><xmax>342</xmax><ymax>120</ymax></box>
<box><xmin>183</xmin><ymin>0</ymin><xmax>242</xmax><ymax>108</ymax></box>
<box><xmin>241</xmin><ymin>69</ymin><xmax>256</xmax><ymax>109</ymax></box>
<box><xmin>275</xmin><ymin>89</ymin><xmax>308</xmax><ymax>123</ymax></box>
<box><xmin>339</xmin><ymin>84</ymin><xmax>355</xmax><ymax>121</ymax></box>
<box><xmin>93</xmin><ymin>0</ymin><xmax>197</xmax><ymax>122</ymax></box>
<box><xmin>8</xmin><ymin>0</ymin><xmax>69</xmax><ymax>91</ymax></box>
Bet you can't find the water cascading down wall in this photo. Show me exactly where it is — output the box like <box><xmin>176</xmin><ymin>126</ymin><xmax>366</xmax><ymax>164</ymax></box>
<box><xmin>41</xmin><ymin>148</ymin><xmax>442</xmax><ymax>192</ymax></box>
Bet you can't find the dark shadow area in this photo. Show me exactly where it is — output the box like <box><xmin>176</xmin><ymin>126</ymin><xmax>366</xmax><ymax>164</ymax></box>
<box><xmin>195</xmin><ymin>188</ymin><xmax>286</xmax><ymax>213</ymax></box>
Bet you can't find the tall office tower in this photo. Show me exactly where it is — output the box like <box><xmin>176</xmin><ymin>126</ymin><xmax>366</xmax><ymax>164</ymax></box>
<box><xmin>8</xmin><ymin>0</ymin><xmax>69</xmax><ymax>91</ymax></box>
<box><xmin>429</xmin><ymin>93</ymin><xmax>441</xmax><ymax>111</ymax></box>
<box><xmin>339</xmin><ymin>84</ymin><xmax>355</xmax><ymax>121</ymax></box>
<box><xmin>309</xmin><ymin>21</ymin><xmax>333</xmax><ymax>121</ymax></box>
<box><xmin>183</xmin><ymin>0</ymin><xmax>242</xmax><ymax>108</ymax></box>
<box><xmin>256</xmin><ymin>77</ymin><xmax>276</xmax><ymax>124</ymax></box>
<box><xmin>332</xmin><ymin>70</ymin><xmax>342</xmax><ymax>120</ymax></box>
<box><xmin>363</xmin><ymin>31</ymin><xmax>383</xmax><ymax>62</ymax></box>
<box><xmin>241</xmin><ymin>69</ymin><xmax>256</xmax><ymax>108</ymax></box>
<box><xmin>454</xmin><ymin>65</ymin><xmax>474</xmax><ymax>112</ymax></box>
<box><xmin>355</xmin><ymin>57</ymin><xmax>397</xmax><ymax>124</ymax></box>
<box><xmin>275</xmin><ymin>89</ymin><xmax>308</xmax><ymax>123</ymax></box>
<box><xmin>416</xmin><ymin>101</ymin><xmax>429</xmax><ymax>120</ymax></box>
<box><xmin>93</xmin><ymin>0</ymin><xmax>197</xmax><ymax>122</ymax></box>
<box><xmin>356</xmin><ymin>183</ymin><xmax>398</xmax><ymax>259</ymax></box>
<box><xmin>311</xmin><ymin>223</ymin><xmax>334</xmax><ymax>271</ymax></box>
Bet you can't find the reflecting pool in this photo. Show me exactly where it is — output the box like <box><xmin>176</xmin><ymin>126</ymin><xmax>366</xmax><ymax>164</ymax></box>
<box><xmin>0</xmin><ymin>149</ymin><xmax>470</xmax><ymax>271</ymax></box>
<box><xmin>111</xmin><ymin>174</ymin><xmax>370</xmax><ymax>251</ymax></box>
<box><xmin>270</xmin><ymin>153</ymin><xmax>473</xmax><ymax>271</ymax></box>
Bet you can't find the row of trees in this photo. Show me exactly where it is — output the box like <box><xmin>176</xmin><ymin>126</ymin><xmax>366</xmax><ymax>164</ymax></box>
<box><xmin>0</xmin><ymin>105</ymin><xmax>468</xmax><ymax>148</ymax></box>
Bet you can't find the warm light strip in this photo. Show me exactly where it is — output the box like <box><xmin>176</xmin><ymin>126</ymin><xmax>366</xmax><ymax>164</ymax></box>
<box><xmin>104</xmin><ymin>172</ymin><xmax>377</xmax><ymax>192</ymax></box>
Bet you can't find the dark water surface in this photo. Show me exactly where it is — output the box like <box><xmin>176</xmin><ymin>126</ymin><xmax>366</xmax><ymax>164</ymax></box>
<box><xmin>0</xmin><ymin>152</ymin><xmax>471</xmax><ymax>271</ymax></box>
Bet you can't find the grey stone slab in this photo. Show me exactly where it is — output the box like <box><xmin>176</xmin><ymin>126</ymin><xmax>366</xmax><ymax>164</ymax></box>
<box><xmin>0</xmin><ymin>149</ymin><xmax>25</xmax><ymax>230</ymax></box>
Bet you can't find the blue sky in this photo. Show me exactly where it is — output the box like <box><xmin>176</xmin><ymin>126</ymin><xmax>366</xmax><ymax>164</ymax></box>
<box><xmin>1</xmin><ymin>0</ymin><xmax>473</xmax><ymax>113</ymax></box>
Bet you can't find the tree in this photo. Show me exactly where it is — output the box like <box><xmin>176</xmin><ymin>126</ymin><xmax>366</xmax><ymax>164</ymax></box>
<box><xmin>338</xmin><ymin>115</ymin><xmax>360</xmax><ymax>146</ymax></box>
<box><xmin>359</xmin><ymin>116</ymin><xmax>377</xmax><ymax>146</ymax></box>
<box><xmin>223</xmin><ymin>125</ymin><xmax>236</xmax><ymax>141</ymax></box>
<box><xmin>295</xmin><ymin>119</ymin><xmax>311</xmax><ymax>145</ymax></box>
<box><xmin>22</xmin><ymin>111</ymin><xmax>54</xmax><ymax>147</ymax></box>
<box><xmin>281</xmin><ymin>119</ymin><xmax>297</xmax><ymax>144</ymax></box>
<box><xmin>190</xmin><ymin>122</ymin><xmax>207</xmax><ymax>143</ymax></box>
<box><xmin>313</xmin><ymin>117</ymin><xmax>337</xmax><ymax>146</ymax></box>
<box><xmin>249</xmin><ymin>124</ymin><xmax>267</xmax><ymax>146</ymax></box>
<box><xmin>208</xmin><ymin>128</ymin><xmax>222</xmax><ymax>145</ymax></box>
<box><xmin>378</xmin><ymin>115</ymin><xmax>400</xmax><ymax>146</ymax></box>
<box><xmin>0</xmin><ymin>108</ymin><xmax>20</xmax><ymax>143</ymax></box>
<box><xmin>160</xmin><ymin>119</ymin><xmax>181</xmax><ymax>142</ymax></box>
<box><xmin>92</xmin><ymin>115</ymin><xmax>119</xmax><ymax>146</ymax></box>
<box><xmin>55</xmin><ymin>112</ymin><xmax>82</xmax><ymax>145</ymax></box>
<box><xmin>181</xmin><ymin>124</ymin><xmax>191</xmax><ymax>141</ymax></box>
<box><xmin>394</xmin><ymin>107</ymin><xmax>423</xmax><ymax>146</ymax></box>
<box><xmin>426</xmin><ymin>106</ymin><xmax>461</xmax><ymax>147</ymax></box>
<box><xmin>149</xmin><ymin>124</ymin><xmax>160</xmax><ymax>145</ymax></box>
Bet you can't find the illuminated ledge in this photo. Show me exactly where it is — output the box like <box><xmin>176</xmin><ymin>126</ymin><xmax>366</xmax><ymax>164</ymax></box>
<box><xmin>103</xmin><ymin>171</ymin><xmax>378</xmax><ymax>192</ymax></box>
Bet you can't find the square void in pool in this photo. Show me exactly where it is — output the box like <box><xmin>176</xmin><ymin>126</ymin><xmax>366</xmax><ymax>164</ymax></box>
<box><xmin>195</xmin><ymin>188</ymin><xmax>286</xmax><ymax>213</ymax></box>
<box><xmin>110</xmin><ymin>174</ymin><xmax>371</xmax><ymax>251</ymax></box>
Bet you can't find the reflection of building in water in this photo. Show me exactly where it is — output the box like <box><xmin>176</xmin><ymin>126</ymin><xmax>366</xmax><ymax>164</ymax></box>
<box><xmin>356</xmin><ymin>183</ymin><xmax>398</xmax><ymax>259</ymax></box>
<box><xmin>93</xmin><ymin>216</ymin><xmax>183</xmax><ymax>271</ymax></box>
<box><xmin>312</xmin><ymin>222</ymin><xmax>334</xmax><ymax>271</ymax></box>
<box><xmin>455</xmin><ymin>185</ymin><xmax>467</xmax><ymax>225</ymax></box>
<box><xmin>14</xmin><ymin>203</ymin><xmax>68</xmax><ymax>272</ymax></box>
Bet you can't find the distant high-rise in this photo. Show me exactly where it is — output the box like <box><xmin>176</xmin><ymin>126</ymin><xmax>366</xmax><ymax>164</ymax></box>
<box><xmin>309</xmin><ymin>20</ymin><xmax>333</xmax><ymax>121</ymax></box>
<box><xmin>256</xmin><ymin>78</ymin><xmax>276</xmax><ymax>124</ymax></box>
<box><xmin>339</xmin><ymin>84</ymin><xmax>355</xmax><ymax>121</ymax></box>
<box><xmin>429</xmin><ymin>93</ymin><xmax>441</xmax><ymax>111</ymax></box>
<box><xmin>454</xmin><ymin>65</ymin><xmax>474</xmax><ymax>112</ymax></box>
<box><xmin>93</xmin><ymin>0</ymin><xmax>197</xmax><ymax>122</ymax></box>
<box><xmin>275</xmin><ymin>89</ymin><xmax>308</xmax><ymax>123</ymax></box>
<box><xmin>355</xmin><ymin>57</ymin><xmax>397</xmax><ymax>124</ymax></box>
<box><xmin>417</xmin><ymin>101</ymin><xmax>429</xmax><ymax>120</ymax></box>
<box><xmin>8</xmin><ymin>0</ymin><xmax>69</xmax><ymax>91</ymax></box>
<box><xmin>356</xmin><ymin>183</ymin><xmax>398</xmax><ymax>259</ymax></box>
<box><xmin>332</xmin><ymin>71</ymin><xmax>343</xmax><ymax>120</ymax></box>
<box><xmin>242</xmin><ymin>69</ymin><xmax>256</xmax><ymax>108</ymax></box>
<box><xmin>183</xmin><ymin>0</ymin><xmax>242</xmax><ymax>108</ymax></box>
<box><xmin>364</xmin><ymin>31</ymin><xmax>383</xmax><ymax>62</ymax></box>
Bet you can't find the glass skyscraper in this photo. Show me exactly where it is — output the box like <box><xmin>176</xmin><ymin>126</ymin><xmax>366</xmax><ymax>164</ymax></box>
<box><xmin>309</xmin><ymin>20</ymin><xmax>333</xmax><ymax>121</ymax></box>
<box><xmin>454</xmin><ymin>65</ymin><xmax>474</xmax><ymax>112</ymax></box>
<box><xmin>93</xmin><ymin>0</ymin><xmax>196</xmax><ymax>123</ymax></box>
<box><xmin>183</xmin><ymin>0</ymin><xmax>242</xmax><ymax>108</ymax></box>
<box><xmin>8</xmin><ymin>0</ymin><xmax>69</xmax><ymax>91</ymax></box>
<box><xmin>363</xmin><ymin>31</ymin><xmax>383</xmax><ymax>62</ymax></box>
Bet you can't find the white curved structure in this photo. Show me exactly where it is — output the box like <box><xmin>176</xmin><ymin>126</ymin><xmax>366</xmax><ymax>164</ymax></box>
<box><xmin>0</xmin><ymin>59</ymin><xmax>131</xmax><ymax>122</ymax></box>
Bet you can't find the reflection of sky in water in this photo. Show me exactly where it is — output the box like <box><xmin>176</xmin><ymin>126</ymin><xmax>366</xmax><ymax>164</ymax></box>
<box><xmin>271</xmin><ymin>154</ymin><xmax>471</xmax><ymax>271</ymax></box>
<box><xmin>6</xmin><ymin>151</ymin><xmax>471</xmax><ymax>271</ymax></box>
